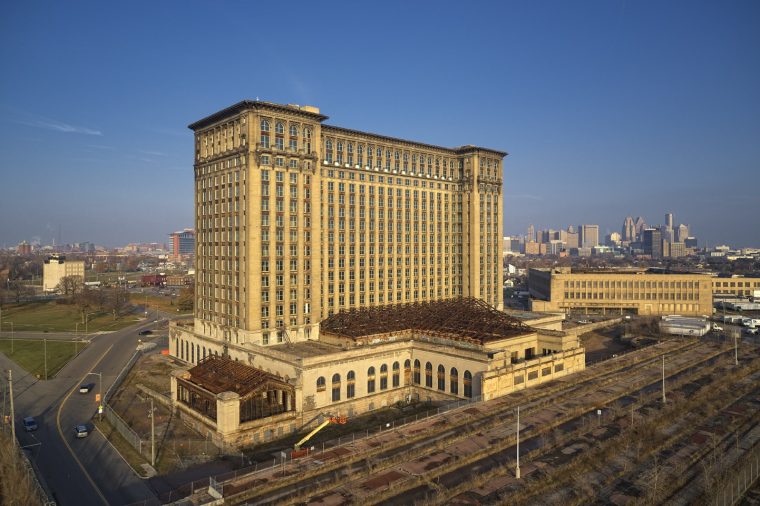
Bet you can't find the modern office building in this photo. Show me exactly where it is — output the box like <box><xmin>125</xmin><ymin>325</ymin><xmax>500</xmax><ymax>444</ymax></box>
<box><xmin>43</xmin><ymin>254</ymin><xmax>85</xmax><ymax>292</ymax></box>
<box><xmin>167</xmin><ymin>100</ymin><xmax>569</xmax><ymax>444</ymax></box>
<box><xmin>642</xmin><ymin>228</ymin><xmax>663</xmax><ymax>258</ymax></box>
<box><xmin>579</xmin><ymin>224</ymin><xmax>599</xmax><ymax>249</ymax></box>
<box><xmin>528</xmin><ymin>267</ymin><xmax>713</xmax><ymax>316</ymax></box>
<box><xmin>169</xmin><ymin>228</ymin><xmax>195</xmax><ymax>259</ymax></box>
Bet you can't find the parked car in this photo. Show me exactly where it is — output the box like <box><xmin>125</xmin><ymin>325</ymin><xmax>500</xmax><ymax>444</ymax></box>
<box><xmin>712</xmin><ymin>324</ymin><xmax>724</xmax><ymax>332</ymax></box>
<box><xmin>22</xmin><ymin>416</ymin><xmax>38</xmax><ymax>432</ymax></box>
<box><xmin>746</xmin><ymin>328</ymin><xmax>759</xmax><ymax>335</ymax></box>
<box><xmin>138</xmin><ymin>329</ymin><xmax>152</xmax><ymax>336</ymax></box>
<box><xmin>73</xmin><ymin>424</ymin><xmax>90</xmax><ymax>438</ymax></box>
<box><xmin>79</xmin><ymin>383</ymin><xmax>95</xmax><ymax>394</ymax></box>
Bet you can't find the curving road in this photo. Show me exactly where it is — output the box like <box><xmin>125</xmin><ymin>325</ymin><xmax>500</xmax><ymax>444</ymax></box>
<box><xmin>4</xmin><ymin>313</ymin><xmax>172</xmax><ymax>506</ymax></box>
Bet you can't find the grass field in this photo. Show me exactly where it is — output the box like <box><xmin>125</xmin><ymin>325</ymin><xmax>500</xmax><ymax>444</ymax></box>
<box><xmin>0</xmin><ymin>301</ymin><xmax>140</xmax><ymax>333</ymax></box>
<box><xmin>0</xmin><ymin>338</ymin><xmax>86</xmax><ymax>378</ymax></box>
<box><xmin>140</xmin><ymin>293</ymin><xmax>191</xmax><ymax>315</ymax></box>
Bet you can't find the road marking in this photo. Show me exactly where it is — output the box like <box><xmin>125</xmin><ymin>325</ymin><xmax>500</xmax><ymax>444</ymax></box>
<box><xmin>56</xmin><ymin>343</ymin><xmax>114</xmax><ymax>506</ymax></box>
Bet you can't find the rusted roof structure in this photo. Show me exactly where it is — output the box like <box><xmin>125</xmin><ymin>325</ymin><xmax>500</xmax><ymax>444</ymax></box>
<box><xmin>320</xmin><ymin>298</ymin><xmax>533</xmax><ymax>345</ymax></box>
<box><xmin>186</xmin><ymin>355</ymin><xmax>292</xmax><ymax>396</ymax></box>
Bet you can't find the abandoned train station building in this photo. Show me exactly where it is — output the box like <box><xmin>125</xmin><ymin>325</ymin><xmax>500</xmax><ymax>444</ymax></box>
<box><xmin>170</xmin><ymin>298</ymin><xmax>584</xmax><ymax>446</ymax></box>
<box><xmin>169</xmin><ymin>100</ymin><xmax>586</xmax><ymax>446</ymax></box>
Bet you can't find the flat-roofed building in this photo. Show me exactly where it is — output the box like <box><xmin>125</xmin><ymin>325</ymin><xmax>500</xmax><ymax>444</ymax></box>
<box><xmin>528</xmin><ymin>267</ymin><xmax>713</xmax><ymax>316</ymax></box>
<box><xmin>712</xmin><ymin>277</ymin><xmax>760</xmax><ymax>298</ymax></box>
<box><xmin>43</xmin><ymin>255</ymin><xmax>85</xmax><ymax>292</ymax></box>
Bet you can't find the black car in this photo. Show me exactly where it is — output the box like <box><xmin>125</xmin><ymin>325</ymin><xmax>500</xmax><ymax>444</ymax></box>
<box><xmin>138</xmin><ymin>329</ymin><xmax>152</xmax><ymax>336</ymax></box>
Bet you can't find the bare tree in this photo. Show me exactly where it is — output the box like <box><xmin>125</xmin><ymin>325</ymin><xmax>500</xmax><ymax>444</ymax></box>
<box><xmin>106</xmin><ymin>288</ymin><xmax>130</xmax><ymax>319</ymax></box>
<box><xmin>57</xmin><ymin>275</ymin><xmax>83</xmax><ymax>299</ymax></box>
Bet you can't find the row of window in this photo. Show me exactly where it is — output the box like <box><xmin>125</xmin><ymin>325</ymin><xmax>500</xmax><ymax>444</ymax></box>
<box><xmin>317</xmin><ymin>360</ymin><xmax>473</xmax><ymax>401</ymax></box>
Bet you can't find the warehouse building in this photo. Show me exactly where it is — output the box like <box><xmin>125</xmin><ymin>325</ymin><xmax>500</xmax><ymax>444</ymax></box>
<box><xmin>528</xmin><ymin>267</ymin><xmax>713</xmax><ymax>316</ymax></box>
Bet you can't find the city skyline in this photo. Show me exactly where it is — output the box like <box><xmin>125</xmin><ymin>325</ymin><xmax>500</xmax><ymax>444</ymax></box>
<box><xmin>1</xmin><ymin>1</ymin><xmax>759</xmax><ymax>248</ymax></box>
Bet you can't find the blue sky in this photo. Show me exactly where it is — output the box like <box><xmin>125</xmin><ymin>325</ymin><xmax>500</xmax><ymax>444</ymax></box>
<box><xmin>1</xmin><ymin>0</ymin><xmax>758</xmax><ymax>248</ymax></box>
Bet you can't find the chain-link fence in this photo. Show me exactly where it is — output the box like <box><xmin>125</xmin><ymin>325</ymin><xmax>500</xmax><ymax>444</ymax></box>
<box><xmin>712</xmin><ymin>444</ymin><xmax>760</xmax><ymax>506</ymax></box>
<box><xmin>0</xmin><ymin>391</ymin><xmax>55</xmax><ymax>505</ymax></box>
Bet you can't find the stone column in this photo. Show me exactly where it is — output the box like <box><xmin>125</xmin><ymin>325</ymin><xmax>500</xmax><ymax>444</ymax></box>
<box><xmin>216</xmin><ymin>391</ymin><xmax>241</xmax><ymax>438</ymax></box>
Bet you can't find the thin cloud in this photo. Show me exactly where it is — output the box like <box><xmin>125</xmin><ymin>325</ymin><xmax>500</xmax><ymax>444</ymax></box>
<box><xmin>20</xmin><ymin>116</ymin><xmax>102</xmax><ymax>136</ymax></box>
<box><xmin>149</xmin><ymin>126</ymin><xmax>187</xmax><ymax>137</ymax></box>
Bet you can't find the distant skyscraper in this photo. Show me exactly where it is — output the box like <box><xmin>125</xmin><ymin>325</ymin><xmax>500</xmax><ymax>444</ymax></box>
<box><xmin>169</xmin><ymin>229</ymin><xmax>195</xmax><ymax>259</ymax></box>
<box><xmin>643</xmin><ymin>228</ymin><xmax>663</xmax><ymax>258</ymax></box>
<box><xmin>527</xmin><ymin>224</ymin><xmax>535</xmax><ymax>243</ymax></box>
<box><xmin>675</xmin><ymin>224</ymin><xmax>689</xmax><ymax>243</ymax></box>
<box><xmin>566</xmin><ymin>226</ymin><xmax>579</xmax><ymax>249</ymax></box>
<box><xmin>665</xmin><ymin>212</ymin><xmax>674</xmax><ymax>230</ymax></box>
<box><xmin>622</xmin><ymin>216</ymin><xmax>635</xmax><ymax>242</ymax></box>
<box><xmin>579</xmin><ymin>224</ymin><xmax>599</xmax><ymax>249</ymax></box>
<box><xmin>634</xmin><ymin>217</ymin><xmax>647</xmax><ymax>241</ymax></box>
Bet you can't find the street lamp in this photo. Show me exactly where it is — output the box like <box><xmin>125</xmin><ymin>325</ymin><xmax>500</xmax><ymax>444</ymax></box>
<box><xmin>84</xmin><ymin>312</ymin><xmax>94</xmax><ymax>338</ymax></box>
<box><xmin>87</xmin><ymin>371</ymin><xmax>103</xmax><ymax>421</ymax></box>
<box><xmin>8</xmin><ymin>322</ymin><xmax>13</xmax><ymax>354</ymax></box>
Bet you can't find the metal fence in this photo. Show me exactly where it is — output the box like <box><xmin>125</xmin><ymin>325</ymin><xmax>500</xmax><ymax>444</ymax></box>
<box><xmin>103</xmin><ymin>402</ymin><xmax>147</xmax><ymax>457</ymax></box>
<box><xmin>713</xmin><ymin>444</ymin><xmax>760</xmax><ymax>506</ymax></box>
<box><xmin>0</xmin><ymin>420</ymin><xmax>55</xmax><ymax>505</ymax></box>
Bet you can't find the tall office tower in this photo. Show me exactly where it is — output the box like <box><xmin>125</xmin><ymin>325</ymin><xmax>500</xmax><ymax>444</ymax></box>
<box><xmin>189</xmin><ymin>100</ymin><xmax>505</xmax><ymax>345</ymax></box>
<box><xmin>565</xmin><ymin>226</ymin><xmax>579</xmax><ymax>249</ymax></box>
<box><xmin>643</xmin><ymin>228</ymin><xmax>663</xmax><ymax>258</ymax></box>
<box><xmin>169</xmin><ymin>229</ymin><xmax>195</xmax><ymax>259</ymax></box>
<box><xmin>579</xmin><ymin>224</ymin><xmax>599</xmax><ymax>249</ymax></box>
<box><xmin>665</xmin><ymin>212</ymin><xmax>673</xmax><ymax>230</ymax></box>
<box><xmin>634</xmin><ymin>216</ymin><xmax>647</xmax><ymax>241</ymax></box>
<box><xmin>527</xmin><ymin>224</ymin><xmax>535</xmax><ymax>243</ymax></box>
<box><xmin>675</xmin><ymin>224</ymin><xmax>689</xmax><ymax>243</ymax></box>
<box><xmin>622</xmin><ymin>216</ymin><xmax>635</xmax><ymax>242</ymax></box>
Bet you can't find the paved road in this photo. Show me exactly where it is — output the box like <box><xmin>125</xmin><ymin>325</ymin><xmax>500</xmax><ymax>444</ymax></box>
<box><xmin>3</xmin><ymin>313</ymin><xmax>169</xmax><ymax>506</ymax></box>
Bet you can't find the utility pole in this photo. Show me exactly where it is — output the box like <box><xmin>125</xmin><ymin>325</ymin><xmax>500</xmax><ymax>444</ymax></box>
<box><xmin>515</xmin><ymin>405</ymin><xmax>521</xmax><ymax>479</ymax></box>
<box><xmin>8</xmin><ymin>370</ymin><xmax>15</xmax><ymax>441</ymax></box>
<box><xmin>661</xmin><ymin>355</ymin><xmax>666</xmax><ymax>404</ymax></box>
<box><xmin>149</xmin><ymin>398</ymin><xmax>155</xmax><ymax>466</ymax></box>
<box><xmin>43</xmin><ymin>339</ymin><xmax>47</xmax><ymax>380</ymax></box>
<box><xmin>734</xmin><ymin>332</ymin><xmax>739</xmax><ymax>365</ymax></box>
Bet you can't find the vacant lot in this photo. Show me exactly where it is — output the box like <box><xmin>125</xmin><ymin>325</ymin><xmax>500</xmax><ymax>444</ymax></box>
<box><xmin>107</xmin><ymin>352</ymin><xmax>206</xmax><ymax>474</ymax></box>
<box><xmin>0</xmin><ymin>338</ymin><xmax>86</xmax><ymax>378</ymax></box>
<box><xmin>0</xmin><ymin>301</ymin><xmax>139</xmax><ymax>333</ymax></box>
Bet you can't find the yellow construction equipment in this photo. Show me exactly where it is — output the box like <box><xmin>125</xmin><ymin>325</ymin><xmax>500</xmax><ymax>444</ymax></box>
<box><xmin>294</xmin><ymin>415</ymin><xmax>347</xmax><ymax>451</ymax></box>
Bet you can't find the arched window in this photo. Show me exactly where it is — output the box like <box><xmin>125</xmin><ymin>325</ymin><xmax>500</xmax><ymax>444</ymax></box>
<box><xmin>367</xmin><ymin>366</ymin><xmax>376</xmax><ymax>393</ymax></box>
<box><xmin>336</xmin><ymin>141</ymin><xmax>344</xmax><ymax>164</ymax></box>
<box><xmin>413</xmin><ymin>359</ymin><xmax>421</xmax><ymax>384</ymax></box>
<box><xmin>347</xmin><ymin>371</ymin><xmax>355</xmax><ymax>398</ymax></box>
<box><xmin>404</xmin><ymin>359</ymin><xmax>411</xmax><ymax>385</ymax></box>
<box><xmin>437</xmin><ymin>365</ymin><xmax>445</xmax><ymax>391</ymax></box>
<box><xmin>275</xmin><ymin>121</ymin><xmax>284</xmax><ymax>134</ymax></box>
<box><xmin>325</xmin><ymin>139</ymin><xmax>333</xmax><ymax>163</ymax></box>
<box><xmin>392</xmin><ymin>362</ymin><xmax>400</xmax><ymax>388</ymax></box>
<box><xmin>464</xmin><ymin>370</ymin><xmax>473</xmax><ymax>398</ymax></box>
<box><xmin>202</xmin><ymin>346</ymin><xmax>206</xmax><ymax>360</ymax></box>
<box><xmin>332</xmin><ymin>374</ymin><xmax>341</xmax><ymax>402</ymax></box>
<box><xmin>380</xmin><ymin>364</ymin><xmax>388</xmax><ymax>390</ymax></box>
<box><xmin>316</xmin><ymin>376</ymin><xmax>326</xmax><ymax>392</ymax></box>
<box><xmin>289</xmin><ymin>125</ymin><xmax>298</xmax><ymax>137</ymax></box>
<box><xmin>260</xmin><ymin>119</ymin><xmax>270</xmax><ymax>132</ymax></box>
<box><xmin>450</xmin><ymin>368</ymin><xmax>459</xmax><ymax>395</ymax></box>
<box><xmin>425</xmin><ymin>362</ymin><xmax>433</xmax><ymax>388</ymax></box>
